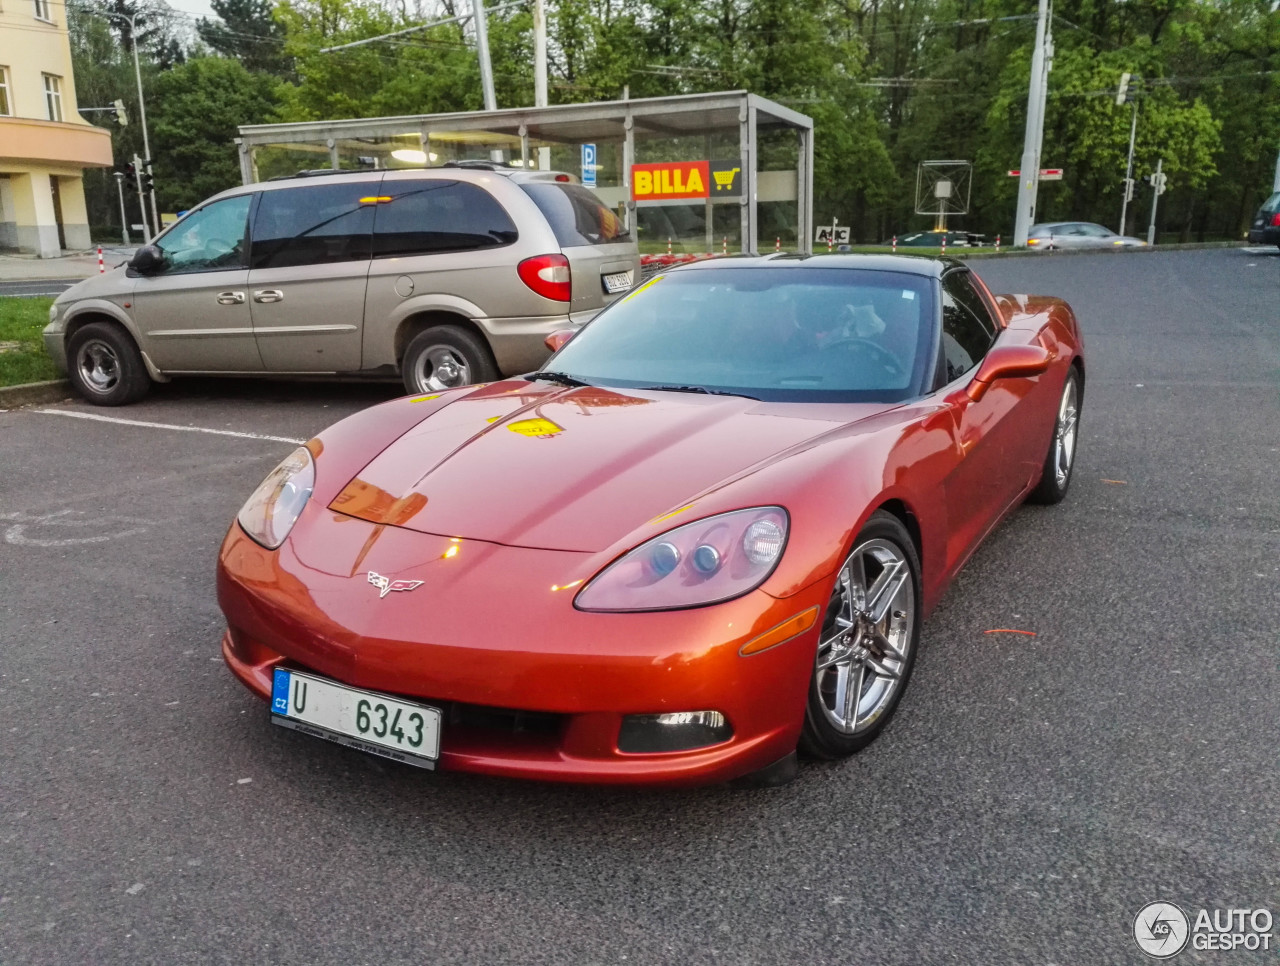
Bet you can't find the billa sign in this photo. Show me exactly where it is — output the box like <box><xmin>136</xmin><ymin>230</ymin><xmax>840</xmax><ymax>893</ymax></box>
<box><xmin>631</xmin><ymin>160</ymin><xmax>742</xmax><ymax>201</ymax></box>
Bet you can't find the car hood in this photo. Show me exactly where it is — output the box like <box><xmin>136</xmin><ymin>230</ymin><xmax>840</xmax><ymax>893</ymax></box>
<box><xmin>54</xmin><ymin>265</ymin><xmax>131</xmax><ymax>306</ymax></box>
<box><xmin>329</xmin><ymin>381</ymin><xmax>897</xmax><ymax>552</ymax></box>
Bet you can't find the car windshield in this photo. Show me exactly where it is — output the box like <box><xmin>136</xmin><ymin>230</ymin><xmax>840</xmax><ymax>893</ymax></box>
<box><xmin>543</xmin><ymin>266</ymin><xmax>936</xmax><ymax>403</ymax></box>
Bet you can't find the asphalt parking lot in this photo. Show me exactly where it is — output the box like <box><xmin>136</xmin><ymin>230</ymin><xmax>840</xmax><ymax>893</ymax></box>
<box><xmin>1</xmin><ymin>247</ymin><xmax>1278</xmax><ymax>965</ymax></box>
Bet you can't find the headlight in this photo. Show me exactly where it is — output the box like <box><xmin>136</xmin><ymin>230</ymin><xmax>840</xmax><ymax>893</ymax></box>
<box><xmin>236</xmin><ymin>447</ymin><xmax>315</xmax><ymax>549</ymax></box>
<box><xmin>575</xmin><ymin>507</ymin><xmax>788</xmax><ymax>612</ymax></box>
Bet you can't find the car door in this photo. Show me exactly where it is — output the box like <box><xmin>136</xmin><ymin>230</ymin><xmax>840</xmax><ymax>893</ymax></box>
<box><xmin>936</xmin><ymin>269</ymin><xmax>1028</xmax><ymax>565</ymax></box>
<box><xmin>129</xmin><ymin>193</ymin><xmax>263</xmax><ymax>372</ymax></box>
<box><xmin>246</xmin><ymin>179</ymin><xmax>378</xmax><ymax>372</ymax></box>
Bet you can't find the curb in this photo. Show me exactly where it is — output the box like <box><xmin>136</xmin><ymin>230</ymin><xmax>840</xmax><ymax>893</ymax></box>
<box><xmin>961</xmin><ymin>240</ymin><xmax>1248</xmax><ymax>260</ymax></box>
<box><xmin>0</xmin><ymin>379</ymin><xmax>72</xmax><ymax>409</ymax></box>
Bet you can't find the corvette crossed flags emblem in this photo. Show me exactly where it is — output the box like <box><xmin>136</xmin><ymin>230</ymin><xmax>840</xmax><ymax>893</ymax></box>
<box><xmin>367</xmin><ymin>571</ymin><xmax>424</xmax><ymax>598</ymax></box>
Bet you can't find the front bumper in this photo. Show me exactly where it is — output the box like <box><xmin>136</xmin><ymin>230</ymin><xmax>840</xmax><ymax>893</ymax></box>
<box><xmin>217</xmin><ymin>508</ymin><xmax>822</xmax><ymax>786</ymax></box>
<box><xmin>42</xmin><ymin>322</ymin><xmax>68</xmax><ymax>373</ymax></box>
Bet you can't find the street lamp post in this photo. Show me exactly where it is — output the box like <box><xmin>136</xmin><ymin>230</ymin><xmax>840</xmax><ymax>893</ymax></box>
<box><xmin>104</xmin><ymin>10</ymin><xmax>159</xmax><ymax>241</ymax></box>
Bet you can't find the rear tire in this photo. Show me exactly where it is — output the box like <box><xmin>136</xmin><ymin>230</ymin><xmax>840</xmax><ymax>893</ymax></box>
<box><xmin>1028</xmin><ymin>369</ymin><xmax>1080</xmax><ymax>505</ymax></box>
<box><xmin>401</xmin><ymin>325</ymin><xmax>497</xmax><ymax>395</ymax></box>
<box><xmin>66</xmin><ymin>322</ymin><xmax>151</xmax><ymax>406</ymax></box>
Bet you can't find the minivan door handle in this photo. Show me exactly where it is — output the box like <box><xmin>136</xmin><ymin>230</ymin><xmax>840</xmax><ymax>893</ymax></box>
<box><xmin>216</xmin><ymin>291</ymin><xmax>246</xmax><ymax>305</ymax></box>
<box><xmin>253</xmin><ymin>289</ymin><xmax>284</xmax><ymax>303</ymax></box>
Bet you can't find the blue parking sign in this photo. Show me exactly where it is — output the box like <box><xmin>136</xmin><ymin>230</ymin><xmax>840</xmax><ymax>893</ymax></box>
<box><xmin>581</xmin><ymin>143</ymin><xmax>596</xmax><ymax>187</ymax></box>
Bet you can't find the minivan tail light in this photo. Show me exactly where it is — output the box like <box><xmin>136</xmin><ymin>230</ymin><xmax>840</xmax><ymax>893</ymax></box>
<box><xmin>1271</xmin><ymin>212</ymin><xmax>1280</xmax><ymax>227</ymax></box>
<box><xmin>517</xmin><ymin>254</ymin><xmax>572</xmax><ymax>302</ymax></box>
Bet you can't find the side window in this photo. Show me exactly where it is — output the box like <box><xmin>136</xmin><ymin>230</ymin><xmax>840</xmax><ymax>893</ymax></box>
<box><xmin>251</xmin><ymin>183</ymin><xmax>376</xmax><ymax>270</ymax></box>
<box><xmin>372</xmin><ymin>180</ymin><xmax>518</xmax><ymax>258</ymax></box>
<box><xmin>939</xmin><ymin>272</ymin><xmax>996</xmax><ymax>383</ymax></box>
<box><xmin>153</xmin><ymin>195</ymin><xmax>253</xmax><ymax>275</ymax></box>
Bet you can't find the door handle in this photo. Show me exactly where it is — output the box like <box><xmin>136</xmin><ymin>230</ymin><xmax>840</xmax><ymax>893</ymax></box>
<box><xmin>253</xmin><ymin>290</ymin><xmax>284</xmax><ymax>303</ymax></box>
<box><xmin>216</xmin><ymin>291</ymin><xmax>246</xmax><ymax>305</ymax></box>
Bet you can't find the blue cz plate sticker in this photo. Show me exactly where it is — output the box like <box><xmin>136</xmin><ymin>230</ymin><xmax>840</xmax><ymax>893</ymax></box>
<box><xmin>272</xmin><ymin>668</ymin><xmax>291</xmax><ymax>715</ymax></box>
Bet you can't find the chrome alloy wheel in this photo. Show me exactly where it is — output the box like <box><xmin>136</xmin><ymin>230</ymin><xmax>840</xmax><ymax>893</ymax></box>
<box><xmin>413</xmin><ymin>345</ymin><xmax>472</xmax><ymax>391</ymax></box>
<box><xmin>75</xmin><ymin>338</ymin><xmax>121</xmax><ymax>395</ymax></box>
<box><xmin>814</xmin><ymin>538</ymin><xmax>915</xmax><ymax>735</ymax></box>
<box><xmin>1053</xmin><ymin>378</ymin><xmax>1079</xmax><ymax>488</ymax></box>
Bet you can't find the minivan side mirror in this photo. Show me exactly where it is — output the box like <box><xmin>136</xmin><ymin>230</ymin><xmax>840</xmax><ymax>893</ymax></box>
<box><xmin>966</xmin><ymin>344</ymin><xmax>1052</xmax><ymax>402</ymax></box>
<box><xmin>128</xmin><ymin>245</ymin><xmax>165</xmax><ymax>276</ymax></box>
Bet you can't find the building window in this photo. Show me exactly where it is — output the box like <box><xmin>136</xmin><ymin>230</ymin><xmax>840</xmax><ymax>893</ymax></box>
<box><xmin>0</xmin><ymin>68</ymin><xmax>10</xmax><ymax>116</ymax></box>
<box><xmin>33</xmin><ymin>0</ymin><xmax>54</xmax><ymax>20</ymax></box>
<box><xmin>43</xmin><ymin>73</ymin><xmax>62</xmax><ymax>122</ymax></box>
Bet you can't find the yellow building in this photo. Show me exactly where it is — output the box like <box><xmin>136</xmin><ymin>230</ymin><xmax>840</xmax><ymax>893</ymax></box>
<box><xmin>0</xmin><ymin>0</ymin><xmax>112</xmax><ymax>256</ymax></box>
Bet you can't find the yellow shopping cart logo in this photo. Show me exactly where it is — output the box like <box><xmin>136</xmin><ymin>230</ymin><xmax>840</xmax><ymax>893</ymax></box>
<box><xmin>713</xmin><ymin>167</ymin><xmax>740</xmax><ymax>191</ymax></box>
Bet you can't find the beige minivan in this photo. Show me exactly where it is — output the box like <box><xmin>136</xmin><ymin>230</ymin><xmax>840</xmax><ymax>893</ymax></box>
<box><xmin>44</xmin><ymin>164</ymin><xmax>639</xmax><ymax>405</ymax></box>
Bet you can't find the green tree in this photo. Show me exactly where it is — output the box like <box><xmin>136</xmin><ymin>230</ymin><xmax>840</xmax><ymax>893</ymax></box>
<box><xmin>150</xmin><ymin>57</ymin><xmax>280</xmax><ymax>211</ymax></box>
<box><xmin>198</xmin><ymin>0</ymin><xmax>292</xmax><ymax>76</ymax></box>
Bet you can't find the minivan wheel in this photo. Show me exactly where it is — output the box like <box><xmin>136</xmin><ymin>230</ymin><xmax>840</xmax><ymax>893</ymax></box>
<box><xmin>66</xmin><ymin>322</ymin><xmax>151</xmax><ymax>406</ymax></box>
<box><xmin>401</xmin><ymin>326</ymin><xmax>498</xmax><ymax>395</ymax></box>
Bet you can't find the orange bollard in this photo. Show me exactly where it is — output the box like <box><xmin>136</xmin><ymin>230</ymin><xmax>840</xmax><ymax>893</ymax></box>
<box><xmin>892</xmin><ymin>235</ymin><xmax>897</xmax><ymax>253</ymax></box>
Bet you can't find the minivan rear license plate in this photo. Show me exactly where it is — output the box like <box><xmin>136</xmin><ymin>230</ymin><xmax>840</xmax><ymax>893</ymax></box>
<box><xmin>271</xmin><ymin>668</ymin><xmax>441</xmax><ymax>769</ymax></box>
<box><xmin>602</xmin><ymin>271</ymin><xmax>633</xmax><ymax>294</ymax></box>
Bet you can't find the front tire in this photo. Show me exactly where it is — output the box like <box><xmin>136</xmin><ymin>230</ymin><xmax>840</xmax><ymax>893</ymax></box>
<box><xmin>66</xmin><ymin>322</ymin><xmax>151</xmax><ymax>406</ymax></box>
<box><xmin>799</xmin><ymin>511</ymin><xmax>921</xmax><ymax>760</ymax></box>
<box><xmin>401</xmin><ymin>326</ymin><xmax>497</xmax><ymax>395</ymax></box>
<box><xmin>1028</xmin><ymin>368</ymin><xmax>1080</xmax><ymax>504</ymax></box>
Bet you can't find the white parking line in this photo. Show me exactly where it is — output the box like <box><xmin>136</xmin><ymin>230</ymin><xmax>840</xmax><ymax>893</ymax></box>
<box><xmin>35</xmin><ymin>408</ymin><xmax>306</xmax><ymax>444</ymax></box>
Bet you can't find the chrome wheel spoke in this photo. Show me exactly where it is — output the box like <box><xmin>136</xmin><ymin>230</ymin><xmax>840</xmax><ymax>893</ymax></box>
<box><xmin>864</xmin><ymin>559</ymin><xmax>907</xmax><ymax>624</ymax></box>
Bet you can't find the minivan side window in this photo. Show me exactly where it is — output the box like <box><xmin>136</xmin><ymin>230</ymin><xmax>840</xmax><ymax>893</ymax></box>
<box><xmin>372</xmin><ymin>181</ymin><xmax>518</xmax><ymax>258</ymax></box>
<box><xmin>250</xmin><ymin>183</ymin><xmax>376</xmax><ymax>270</ymax></box>
<box><xmin>153</xmin><ymin>195</ymin><xmax>252</xmax><ymax>275</ymax></box>
<box><xmin>939</xmin><ymin>271</ymin><xmax>997</xmax><ymax>383</ymax></box>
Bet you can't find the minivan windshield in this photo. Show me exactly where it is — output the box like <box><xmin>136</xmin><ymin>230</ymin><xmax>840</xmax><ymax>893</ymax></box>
<box><xmin>543</xmin><ymin>267</ymin><xmax>936</xmax><ymax>403</ymax></box>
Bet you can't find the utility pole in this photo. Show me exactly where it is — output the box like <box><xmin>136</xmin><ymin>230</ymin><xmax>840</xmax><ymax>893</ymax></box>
<box><xmin>1013</xmin><ymin>0</ymin><xmax>1052</xmax><ymax>247</ymax></box>
<box><xmin>1116</xmin><ymin>72</ymin><xmax>1139</xmax><ymax>236</ymax></box>
<box><xmin>534</xmin><ymin>0</ymin><xmax>550</xmax><ymax>171</ymax></box>
<box><xmin>473</xmin><ymin>0</ymin><xmax>497</xmax><ymax>111</ymax></box>
<box><xmin>113</xmin><ymin>172</ymin><xmax>130</xmax><ymax>246</ymax></box>
<box><xmin>132</xmin><ymin>153</ymin><xmax>151</xmax><ymax>244</ymax></box>
<box><xmin>103</xmin><ymin>10</ymin><xmax>158</xmax><ymax>239</ymax></box>
<box><xmin>1146</xmin><ymin>157</ymin><xmax>1164</xmax><ymax>246</ymax></box>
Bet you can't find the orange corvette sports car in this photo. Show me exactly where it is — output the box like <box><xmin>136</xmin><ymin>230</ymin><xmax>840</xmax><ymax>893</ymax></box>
<box><xmin>218</xmin><ymin>255</ymin><xmax>1084</xmax><ymax>787</ymax></box>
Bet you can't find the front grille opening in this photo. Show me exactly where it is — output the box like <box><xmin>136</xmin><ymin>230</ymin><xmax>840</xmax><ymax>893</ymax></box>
<box><xmin>447</xmin><ymin>702</ymin><xmax>565</xmax><ymax>738</ymax></box>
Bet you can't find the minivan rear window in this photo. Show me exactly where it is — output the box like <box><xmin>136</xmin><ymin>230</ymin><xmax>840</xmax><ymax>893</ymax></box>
<box><xmin>519</xmin><ymin>182</ymin><xmax>631</xmax><ymax>247</ymax></box>
<box><xmin>373</xmin><ymin>180</ymin><xmax>518</xmax><ymax>257</ymax></box>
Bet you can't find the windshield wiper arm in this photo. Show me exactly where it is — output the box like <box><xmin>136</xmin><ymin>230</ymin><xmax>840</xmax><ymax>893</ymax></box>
<box><xmin>638</xmin><ymin>385</ymin><xmax>759</xmax><ymax>400</ymax></box>
<box><xmin>527</xmin><ymin>370</ymin><xmax>592</xmax><ymax>387</ymax></box>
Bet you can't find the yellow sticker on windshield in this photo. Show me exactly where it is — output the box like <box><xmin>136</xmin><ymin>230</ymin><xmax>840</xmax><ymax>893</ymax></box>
<box><xmin>622</xmin><ymin>274</ymin><xmax>664</xmax><ymax>303</ymax></box>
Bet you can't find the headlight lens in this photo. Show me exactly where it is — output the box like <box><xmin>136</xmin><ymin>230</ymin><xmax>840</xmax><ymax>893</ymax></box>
<box><xmin>236</xmin><ymin>447</ymin><xmax>315</xmax><ymax>549</ymax></box>
<box><xmin>575</xmin><ymin>507</ymin><xmax>788</xmax><ymax>612</ymax></box>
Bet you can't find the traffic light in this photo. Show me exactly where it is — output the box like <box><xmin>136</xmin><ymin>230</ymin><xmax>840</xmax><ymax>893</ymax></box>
<box><xmin>112</xmin><ymin>98</ymin><xmax>128</xmax><ymax>127</ymax></box>
<box><xmin>140</xmin><ymin>159</ymin><xmax>154</xmax><ymax>194</ymax></box>
<box><xmin>120</xmin><ymin>161</ymin><xmax>137</xmax><ymax>188</ymax></box>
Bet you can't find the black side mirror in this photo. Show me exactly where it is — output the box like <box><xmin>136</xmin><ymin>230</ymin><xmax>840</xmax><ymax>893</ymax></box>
<box><xmin>128</xmin><ymin>244</ymin><xmax>165</xmax><ymax>275</ymax></box>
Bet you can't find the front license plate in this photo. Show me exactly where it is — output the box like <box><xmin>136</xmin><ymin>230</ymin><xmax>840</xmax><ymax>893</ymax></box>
<box><xmin>602</xmin><ymin>271</ymin><xmax>633</xmax><ymax>294</ymax></box>
<box><xmin>271</xmin><ymin>668</ymin><xmax>441</xmax><ymax>769</ymax></box>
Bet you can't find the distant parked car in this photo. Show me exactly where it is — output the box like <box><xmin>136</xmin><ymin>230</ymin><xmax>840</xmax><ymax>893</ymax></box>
<box><xmin>1246</xmin><ymin>191</ymin><xmax>1280</xmax><ymax>248</ymax></box>
<box><xmin>1027</xmin><ymin>222</ymin><xmax>1146</xmax><ymax>250</ymax></box>
<box><xmin>887</xmin><ymin>230</ymin><xmax>985</xmax><ymax>248</ymax></box>
<box><xmin>44</xmin><ymin>163</ymin><xmax>639</xmax><ymax>405</ymax></box>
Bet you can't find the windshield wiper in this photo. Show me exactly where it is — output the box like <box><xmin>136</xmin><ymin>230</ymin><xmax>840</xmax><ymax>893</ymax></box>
<box><xmin>526</xmin><ymin>370</ymin><xmax>592</xmax><ymax>388</ymax></box>
<box><xmin>638</xmin><ymin>385</ymin><xmax>759</xmax><ymax>400</ymax></box>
